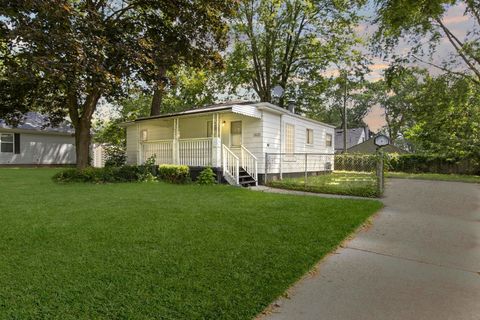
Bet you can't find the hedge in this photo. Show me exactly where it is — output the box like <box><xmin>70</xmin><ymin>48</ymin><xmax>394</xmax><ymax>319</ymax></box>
<box><xmin>334</xmin><ymin>153</ymin><xmax>480</xmax><ymax>175</ymax></box>
<box><xmin>52</xmin><ymin>165</ymin><xmax>157</xmax><ymax>183</ymax></box>
<box><xmin>386</xmin><ymin>154</ymin><xmax>480</xmax><ymax>175</ymax></box>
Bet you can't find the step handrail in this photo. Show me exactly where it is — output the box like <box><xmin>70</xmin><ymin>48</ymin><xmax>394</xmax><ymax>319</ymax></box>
<box><xmin>240</xmin><ymin>145</ymin><xmax>258</xmax><ymax>185</ymax></box>
<box><xmin>222</xmin><ymin>144</ymin><xmax>240</xmax><ymax>185</ymax></box>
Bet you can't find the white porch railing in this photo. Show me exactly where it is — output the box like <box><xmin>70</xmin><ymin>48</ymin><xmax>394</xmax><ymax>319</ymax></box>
<box><xmin>222</xmin><ymin>144</ymin><xmax>240</xmax><ymax>185</ymax></box>
<box><xmin>241</xmin><ymin>145</ymin><xmax>258</xmax><ymax>185</ymax></box>
<box><xmin>179</xmin><ymin>138</ymin><xmax>212</xmax><ymax>166</ymax></box>
<box><xmin>142</xmin><ymin>140</ymin><xmax>174</xmax><ymax>164</ymax></box>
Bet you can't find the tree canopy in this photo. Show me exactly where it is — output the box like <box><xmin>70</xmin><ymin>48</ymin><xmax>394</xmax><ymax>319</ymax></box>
<box><xmin>0</xmin><ymin>0</ymin><xmax>235</xmax><ymax>168</ymax></box>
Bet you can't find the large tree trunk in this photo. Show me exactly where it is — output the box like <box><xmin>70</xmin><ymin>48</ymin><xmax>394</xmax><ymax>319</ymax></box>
<box><xmin>68</xmin><ymin>91</ymin><xmax>100</xmax><ymax>169</ymax></box>
<box><xmin>75</xmin><ymin>118</ymin><xmax>92</xmax><ymax>169</ymax></box>
<box><xmin>150</xmin><ymin>66</ymin><xmax>167</xmax><ymax>116</ymax></box>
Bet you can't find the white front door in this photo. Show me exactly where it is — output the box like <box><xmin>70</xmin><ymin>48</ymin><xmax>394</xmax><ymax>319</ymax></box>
<box><xmin>230</xmin><ymin>121</ymin><xmax>242</xmax><ymax>147</ymax></box>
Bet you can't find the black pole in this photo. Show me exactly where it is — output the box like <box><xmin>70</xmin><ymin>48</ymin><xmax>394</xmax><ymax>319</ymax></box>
<box><xmin>343</xmin><ymin>72</ymin><xmax>348</xmax><ymax>153</ymax></box>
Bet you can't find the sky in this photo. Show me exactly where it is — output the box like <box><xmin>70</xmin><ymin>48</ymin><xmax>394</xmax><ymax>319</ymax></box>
<box><xmin>359</xmin><ymin>2</ymin><xmax>474</xmax><ymax>132</ymax></box>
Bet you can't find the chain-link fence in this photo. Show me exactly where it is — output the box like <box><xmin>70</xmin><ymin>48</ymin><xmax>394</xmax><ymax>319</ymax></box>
<box><xmin>265</xmin><ymin>153</ymin><xmax>384</xmax><ymax>197</ymax></box>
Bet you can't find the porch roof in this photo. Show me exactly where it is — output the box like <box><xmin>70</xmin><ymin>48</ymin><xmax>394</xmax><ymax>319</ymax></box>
<box><xmin>120</xmin><ymin>101</ymin><xmax>336</xmax><ymax>129</ymax></box>
<box><xmin>120</xmin><ymin>101</ymin><xmax>258</xmax><ymax>127</ymax></box>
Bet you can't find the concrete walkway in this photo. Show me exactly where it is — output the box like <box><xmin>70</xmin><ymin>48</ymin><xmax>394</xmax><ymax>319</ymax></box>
<box><xmin>261</xmin><ymin>179</ymin><xmax>480</xmax><ymax>320</ymax></box>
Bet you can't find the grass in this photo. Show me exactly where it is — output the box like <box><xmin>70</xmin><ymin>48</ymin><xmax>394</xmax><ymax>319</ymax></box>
<box><xmin>386</xmin><ymin>172</ymin><xmax>480</xmax><ymax>184</ymax></box>
<box><xmin>268</xmin><ymin>171</ymin><xmax>379</xmax><ymax>198</ymax></box>
<box><xmin>0</xmin><ymin>168</ymin><xmax>382</xmax><ymax>320</ymax></box>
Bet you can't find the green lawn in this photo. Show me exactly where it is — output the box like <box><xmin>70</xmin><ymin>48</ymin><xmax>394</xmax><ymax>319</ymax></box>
<box><xmin>386</xmin><ymin>172</ymin><xmax>480</xmax><ymax>183</ymax></box>
<box><xmin>0</xmin><ymin>169</ymin><xmax>382</xmax><ymax>319</ymax></box>
<box><xmin>268</xmin><ymin>171</ymin><xmax>379</xmax><ymax>197</ymax></box>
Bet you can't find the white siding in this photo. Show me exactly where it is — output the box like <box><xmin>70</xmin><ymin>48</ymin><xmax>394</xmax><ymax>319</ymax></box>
<box><xmin>261</xmin><ymin>110</ymin><xmax>335</xmax><ymax>174</ymax></box>
<box><xmin>0</xmin><ymin>131</ymin><xmax>76</xmax><ymax>165</ymax></box>
<box><xmin>125</xmin><ymin>125</ymin><xmax>138</xmax><ymax>164</ymax></box>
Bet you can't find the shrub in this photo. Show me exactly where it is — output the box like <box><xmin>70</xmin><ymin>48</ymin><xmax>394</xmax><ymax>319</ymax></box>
<box><xmin>104</xmin><ymin>145</ymin><xmax>127</xmax><ymax>167</ymax></box>
<box><xmin>52</xmin><ymin>165</ymin><xmax>157</xmax><ymax>183</ymax></box>
<box><xmin>158</xmin><ymin>164</ymin><xmax>190</xmax><ymax>184</ymax></box>
<box><xmin>197</xmin><ymin>167</ymin><xmax>216</xmax><ymax>185</ymax></box>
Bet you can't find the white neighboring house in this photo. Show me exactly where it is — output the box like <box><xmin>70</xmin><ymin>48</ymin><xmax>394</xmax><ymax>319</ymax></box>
<box><xmin>0</xmin><ymin>112</ymin><xmax>76</xmax><ymax>165</ymax></box>
<box><xmin>122</xmin><ymin>101</ymin><xmax>335</xmax><ymax>186</ymax></box>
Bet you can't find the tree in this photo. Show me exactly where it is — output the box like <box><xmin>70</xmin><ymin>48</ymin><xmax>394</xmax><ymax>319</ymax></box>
<box><xmin>225</xmin><ymin>0</ymin><xmax>365</xmax><ymax>106</ymax></box>
<box><xmin>404</xmin><ymin>75</ymin><xmax>480</xmax><ymax>158</ymax></box>
<box><xmin>304</xmin><ymin>73</ymin><xmax>372</xmax><ymax>129</ymax></box>
<box><xmin>0</xmin><ymin>0</ymin><xmax>235</xmax><ymax>168</ymax></box>
<box><xmin>368</xmin><ymin>67</ymin><xmax>427</xmax><ymax>144</ymax></box>
<box><xmin>374</xmin><ymin>0</ymin><xmax>480</xmax><ymax>85</ymax></box>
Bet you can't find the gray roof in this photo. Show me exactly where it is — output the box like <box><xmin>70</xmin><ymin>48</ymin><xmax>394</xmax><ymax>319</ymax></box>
<box><xmin>335</xmin><ymin>127</ymin><xmax>368</xmax><ymax>150</ymax></box>
<box><xmin>347</xmin><ymin>138</ymin><xmax>409</xmax><ymax>154</ymax></box>
<box><xmin>0</xmin><ymin>112</ymin><xmax>75</xmax><ymax>134</ymax></box>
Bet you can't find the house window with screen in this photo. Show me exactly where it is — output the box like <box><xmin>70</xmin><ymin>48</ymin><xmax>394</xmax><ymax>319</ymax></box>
<box><xmin>285</xmin><ymin>124</ymin><xmax>295</xmax><ymax>154</ymax></box>
<box><xmin>230</xmin><ymin>121</ymin><xmax>242</xmax><ymax>147</ymax></box>
<box><xmin>326</xmin><ymin>133</ymin><xmax>332</xmax><ymax>147</ymax></box>
<box><xmin>306</xmin><ymin>129</ymin><xmax>314</xmax><ymax>145</ymax></box>
<box><xmin>0</xmin><ymin>133</ymin><xmax>14</xmax><ymax>153</ymax></box>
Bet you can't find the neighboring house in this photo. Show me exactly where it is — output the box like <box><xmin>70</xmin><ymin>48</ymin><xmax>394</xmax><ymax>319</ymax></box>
<box><xmin>0</xmin><ymin>112</ymin><xmax>76</xmax><ymax>165</ymax></box>
<box><xmin>122</xmin><ymin>101</ymin><xmax>336</xmax><ymax>186</ymax></box>
<box><xmin>334</xmin><ymin>127</ymin><xmax>370</xmax><ymax>153</ymax></box>
<box><xmin>347</xmin><ymin>137</ymin><xmax>409</xmax><ymax>154</ymax></box>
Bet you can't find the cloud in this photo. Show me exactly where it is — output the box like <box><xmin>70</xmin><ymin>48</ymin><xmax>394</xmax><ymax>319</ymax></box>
<box><xmin>442</xmin><ymin>15</ymin><xmax>469</xmax><ymax>25</ymax></box>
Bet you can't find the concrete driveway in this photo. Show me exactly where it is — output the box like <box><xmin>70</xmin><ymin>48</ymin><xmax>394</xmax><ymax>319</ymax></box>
<box><xmin>262</xmin><ymin>179</ymin><xmax>480</xmax><ymax>320</ymax></box>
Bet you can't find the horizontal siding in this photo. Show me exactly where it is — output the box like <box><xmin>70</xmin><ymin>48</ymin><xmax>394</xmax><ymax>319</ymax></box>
<box><xmin>0</xmin><ymin>131</ymin><xmax>76</xmax><ymax>164</ymax></box>
<box><xmin>125</xmin><ymin>125</ymin><xmax>138</xmax><ymax>164</ymax></box>
<box><xmin>261</xmin><ymin>111</ymin><xmax>335</xmax><ymax>174</ymax></box>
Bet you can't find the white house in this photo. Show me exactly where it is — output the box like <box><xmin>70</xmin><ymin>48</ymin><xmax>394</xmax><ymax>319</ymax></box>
<box><xmin>0</xmin><ymin>112</ymin><xmax>76</xmax><ymax>166</ymax></box>
<box><xmin>122</xmin><ymin>101</ymin><xmax>335</xmax><ymax>186</ymax></box>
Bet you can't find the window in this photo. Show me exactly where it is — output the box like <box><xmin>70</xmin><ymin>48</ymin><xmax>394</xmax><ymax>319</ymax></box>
<box><xmin>230</xmin><ymin>121</ymin><xmax>242</xmax><ymax>147</ymax></box>
<box><xmin>306</xmin><ymin>129</ymin><xmax>314</xmax><ymax>145</ymax></box>
<box><xmin>0</xmin><ymin>133</ymin><xmax>14</xmax><ymax>153</ymax></box>
<box><xmin>207</xmin><ymin>121</ymin><xmax>213</xmax><ymax>137</ymax></box>
<box><xmin>326</xmin><ymin>133</ymin><xmax>332</xmax><ymax>147</ymax></box>
<box><xmin>285</xmin><ymin>124</ymin><xmax>295</xmax><ymax>153</ymax></box>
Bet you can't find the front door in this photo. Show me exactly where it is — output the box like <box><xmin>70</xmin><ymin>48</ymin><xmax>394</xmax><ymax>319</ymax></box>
<box><xmin>230</xmin><ymin>121</ymin><xmax>242</xmax><ymax>147</ymax></box>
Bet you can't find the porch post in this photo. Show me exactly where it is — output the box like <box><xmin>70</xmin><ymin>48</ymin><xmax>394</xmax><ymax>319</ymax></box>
<box><xmin>173</xmin><ymin>118</ymin><xmax>180</xmax><ymax>164</ymax></box>
<box><xmin>137</xmin><ymin>123</ymin><xmax>142</xmax><ymax>165</ymax></box>
<box><xmin>211</xmin><ymin>113</ymin><xmax>221</xmax><ymax>167</ymax></box>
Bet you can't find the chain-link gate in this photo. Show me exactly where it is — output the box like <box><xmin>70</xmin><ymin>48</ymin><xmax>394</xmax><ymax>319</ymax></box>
<box><xmin>265</xmin><ymin>153</ymin><xmax>384</xmax><ymax>197</ymax></box>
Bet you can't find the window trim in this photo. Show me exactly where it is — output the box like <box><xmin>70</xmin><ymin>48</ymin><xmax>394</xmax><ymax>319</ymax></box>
<box><xmin>325</xmin><ymin>133</ymin><xmax>333</xmax><ymax>147</ymax></box>
<box><xmin>0</xmin><ymin>132</ymin><xmax>14</xmax><ymax>153</ymax></box>
<box><xmin>306</xmin><ymin>128</ymin><xmax>314</xmax><ymax>145</ymax></box>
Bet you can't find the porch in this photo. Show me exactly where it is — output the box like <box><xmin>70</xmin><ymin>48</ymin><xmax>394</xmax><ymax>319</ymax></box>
<box><xmin>136</xmin><ymin>113</ymin><xmax>258</xmax><ymax>186</ymax></box>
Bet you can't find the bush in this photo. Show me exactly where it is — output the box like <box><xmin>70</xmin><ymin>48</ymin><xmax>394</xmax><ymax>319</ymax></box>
<box><xmin>197</xmin><ymin>167</ymin><xmax>216</xmax><ymax>185</ymax></box>
<box><xmin>158</xmin><ymin>164</ymin><xmax>190</xmax><ymax>184</ymax></box>
<box><xmin>104</xmin><ymin>145</ymin><xmax>127</xmax><ymax>167</ymax></box>
<box><xmin>52</xmin><ymin>165</ymin><xmax>156</xmax><ymax>183</ymax></box>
